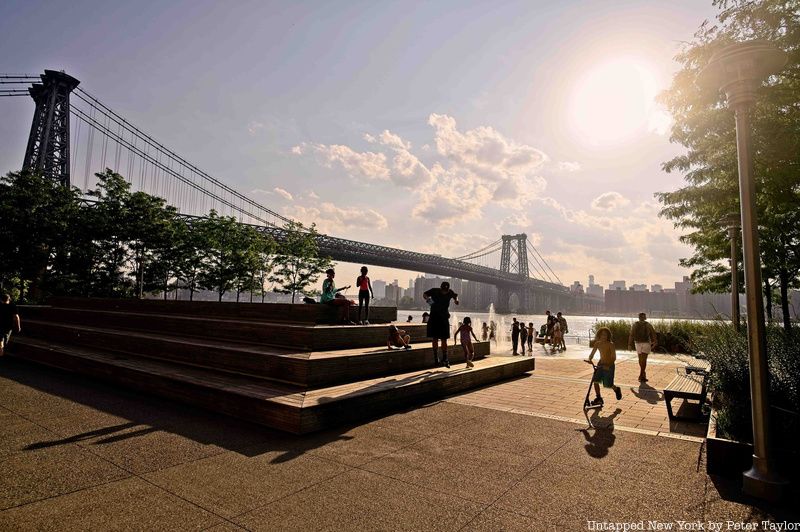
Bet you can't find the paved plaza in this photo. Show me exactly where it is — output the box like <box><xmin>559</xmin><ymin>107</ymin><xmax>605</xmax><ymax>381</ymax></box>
<box><xmin>0</xmin><ymin>353</ymin><xmax>796</xmax><ymax>531</ymax></box>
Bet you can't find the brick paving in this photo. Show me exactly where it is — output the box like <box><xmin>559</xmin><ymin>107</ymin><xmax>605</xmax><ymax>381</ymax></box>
<box><xmin>447</xmin><ymin>346</ymin><xmax>708</xmax><ymax>439</ymax></box>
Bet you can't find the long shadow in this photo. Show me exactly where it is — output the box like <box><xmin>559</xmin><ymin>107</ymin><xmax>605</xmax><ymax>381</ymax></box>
<box><xmin>1</xmin><ymin>358</ymin><xmax>358</xmax><ymax>462</ymax></box>
<box><xmin>578</xmin><ymin>408</ymin><xmax>622</xmax><ymax>459</ymax></box>
<box><xmin>708</xmin><ymin>474</ymin><xmax>800</xmax><ymax>520</ymax></box>
<box><xmin>630</xmin><ymin>381</ymin><xmax>661</xmax><ymax>405</ymax></box>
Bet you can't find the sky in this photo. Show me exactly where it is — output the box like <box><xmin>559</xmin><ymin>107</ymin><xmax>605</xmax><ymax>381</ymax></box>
<box><xmin>0</xmin><ymin>0</ymin><xmax>722</xmax><ymax>291</ymax></box>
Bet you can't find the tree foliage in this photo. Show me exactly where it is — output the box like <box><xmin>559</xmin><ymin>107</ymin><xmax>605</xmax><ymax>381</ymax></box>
<box><xmin>0</xmin><ymin>168</ymin><xmax>293</xmax><ymax>304</ymax></box>
<box><xmin>268</xmin><ymin>221</ymin><xmax>331</xmax><ymax>304</ymax></box>
<box><xmin>657</xmin><ymin>0</ymin><xmax>800</xmax><ymax>329</ymax></box>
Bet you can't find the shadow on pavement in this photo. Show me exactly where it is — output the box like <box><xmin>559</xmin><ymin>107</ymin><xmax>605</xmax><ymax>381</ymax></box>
<box><xmin>630</xmin><ymin>381</ymin><xmax>660</xmax><ymax>405</ymax></box>
<box><xmin>578</xmin><ymin>408</ymin><xmax>622</xmax><ymax>459</ymax></box>
<box><xmin>2</xmin><ymin>357</ymin><xmax>435</xmax><ymax>463</ymax></box>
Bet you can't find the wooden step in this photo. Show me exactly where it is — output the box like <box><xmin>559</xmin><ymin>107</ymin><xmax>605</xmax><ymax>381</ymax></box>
<box><xmin>9</xmin><ymin>338</ymin><xmax>534</xmax><ymax>434</ymax></box>
<box><xmin>45</xmin><ymin>297</ymin><xmax>397</xmax><ymax>324</ymax></box>
<box><xmin>21</xmin><ymin>307</ymin><xmax>429</xmax><ymax>351</ymax></box>
<box><xmin>21</xmin><ymin>321</ymin><xmax>489</xmax><ymax>387</ymax></box>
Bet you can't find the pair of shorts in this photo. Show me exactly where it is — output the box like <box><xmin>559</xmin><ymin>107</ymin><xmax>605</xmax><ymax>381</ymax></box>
<box><xmin>634</xmin><ymin>342</ymin><xmax>651</xmax><ymax>355</ymax></box>
<box><xmin>1</xmin><ymin>330</ymin><xmax>11</xmax><ymax>348</ymax></box>
<box><xmin>592</xmin><ymin>365</ymin><xmax>616</xmax><ymax>388</ymax></box>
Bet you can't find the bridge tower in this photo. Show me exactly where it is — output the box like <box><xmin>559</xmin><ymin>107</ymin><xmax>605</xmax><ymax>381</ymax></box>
<box><xmin>498</xmin><ymin>234</ymin><xmax>530</xmax><ymax>312</ymax></box>
<box><xmin>22</xmin><ymin>70</ymin><xmax>80</xmax><ymax>186</ymax></box>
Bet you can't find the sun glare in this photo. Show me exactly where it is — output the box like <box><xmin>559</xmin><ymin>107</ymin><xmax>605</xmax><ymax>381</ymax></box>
<box><xmin>567</xmin><ymin>57</ymin><xmax>663</xmax><ymax>147</ymax></box>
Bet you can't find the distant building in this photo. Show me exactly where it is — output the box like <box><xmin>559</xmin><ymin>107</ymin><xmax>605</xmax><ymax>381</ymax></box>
<box><xmin>631</xmin><ymin>284</ymin><xmax>648</xmax><ymax>292</ymax></box>
<box><xmin>608</xmin><ymin>280</ymin><xmax>626</xmax><ymax>291</ymax></box>
<box><xmin>588</xmin><ymin>274</ymin><xmax>595</xmax><ymax>287</ymax></box>
<box><xmin>651</xmin><ymin>284</ymin><xmax>663</xmax><ymax>293</ymax></box>
<box><xmin>570</xmin><ymin>281</ymin><xmax>584</xmax><ymax>294</ymax></box>
<box><xmin>372</xmin><ymin>280</ymin><xmax>386</xmax><ymax>299</ymax></box>
<box><xmin>587</xmin><ymin>284</ymin><xmax>604</xmax><ymax>298</ymax></box>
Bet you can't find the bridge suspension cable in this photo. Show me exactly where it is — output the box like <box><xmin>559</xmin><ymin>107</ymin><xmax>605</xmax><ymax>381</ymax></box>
<box><xmin>451</xmin><ymin>238</ymin><xmax>502</xmax><ymax>261</ymax></box>
<box><xmin>526</xmin><ymin>240</ymin><xmax>563</xmax><ymax>285</ymax></box>
<box><xmin>66</xmin><ymin>86</ymin><xmax>294</xmax><ymax>227</ymax></box>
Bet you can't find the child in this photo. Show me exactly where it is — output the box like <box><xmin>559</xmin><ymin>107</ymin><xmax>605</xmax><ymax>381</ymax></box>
<box><xmin>387</xmin><ymin>325</ymin><xmax>412</xmax><ymax>350</ymax></box>
<box><xmin>551</xmin><ymin>320</ymin><xmax>563</xmax><ymax>353</ymax></box>
<box><xmin>481</xmin><ymin>322</ymin><xmax>489</xmax><ymax>341</ymax></box>
<box><xmin>527</xmin><ymin>322</ymin><xmax>534</xmax><ymax>353</ymax></box>
<box><xmin>519</xmin><ymin>322</ymin><xmax>528</xmax><ymax>355</ymax></box>
<box><xmin>454</xmin><ymin>317</ymin><xmax>479</xmax><ymax>368</ymax></box>
<box><xmin>355</xmin><ymin>266</ymin><xmax>374</xmax><ymax>325</ymax></box>
<box><xmin>586</xmin><ymin>327</ymin><xmax>623</xmax><ymax>405</ymax></box>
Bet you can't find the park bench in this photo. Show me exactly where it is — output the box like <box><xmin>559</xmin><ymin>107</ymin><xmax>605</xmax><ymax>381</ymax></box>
<box><xmin>663</xmin><ymin>366</ymin><xmax>710</xmax><ymax>421</ymax></box>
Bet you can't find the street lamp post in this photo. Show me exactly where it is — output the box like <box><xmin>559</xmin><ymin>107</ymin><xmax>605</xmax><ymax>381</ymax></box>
<box><xmin>700</xmin><ymin>41</ymin><xmax>788</xmax><ymax>501</ymax></box>
<box><xmin>722</xmin><ymin>214</ymin><xmax>741</xmax><ymax>331</ymax></box>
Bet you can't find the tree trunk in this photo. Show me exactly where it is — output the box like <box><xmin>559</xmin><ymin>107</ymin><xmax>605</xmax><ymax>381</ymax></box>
<box><xmin>764</xmin><ymin>275</ymin><xmax>773</xmax><ymax>321</ymax></box>
<box><xmin>218</xmin><ymin>290</ymin><xmax>223</xmax><ymax>303</ymax></box>
<box><xmin>779</xmin><ymin>267</ymin><xmax>791</xmax><ymax>332</ymax></box>
<box><xmin>291</xmin><ymin>291</ymin><xmax>296</xmax><ymax>304</ymax></box>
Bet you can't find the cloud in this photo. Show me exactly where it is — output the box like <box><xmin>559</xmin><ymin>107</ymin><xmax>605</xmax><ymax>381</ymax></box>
<box><xmin>291</xmin><ymin>202</ymin><xmax>388</xmax><ymax>233</ymax></box>
<box><xmin>591</xmin><ymin>192</ymin><xmax>630</xmax><ymax>211</ymax></box>
<box><xmin>291</xmin><ymin>142</ymin><xmax>390</xmax><ymax>180</ymax></box>
<box><xmin>427</xmin><ymin>113</ymin><xmax>547</xmax><ymax>206</ymax></box>
<box><xmin>553</xmin><ymin>161</ymin><xmax>581</xmax><ymax>173</ymax></box>
<box><xmin>412</xmin><ymin>164</ymin><xmax>493</xmax><ymax>226</ymax></box>
<box><xmin>273</xmin><ymin>187</ymin><xmax>293</xmax><ymax>201</ymax></box>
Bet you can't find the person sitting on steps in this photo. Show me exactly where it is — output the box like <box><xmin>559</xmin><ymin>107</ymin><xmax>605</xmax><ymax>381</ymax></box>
<box><xmin>320</xmin><ymin>269</ymin><xmax>355</xmax><ymax>324</ymax></box>
<box><xmin>387</xmin><ymin>324</ymin><xmax>412</xmax><ymax>350</ymax></box>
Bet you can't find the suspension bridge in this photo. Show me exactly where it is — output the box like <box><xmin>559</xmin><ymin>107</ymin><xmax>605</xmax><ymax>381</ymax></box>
<box><xmin>1</xmin><ymin>70</ymin><xmax>577</xmax><ymax>312</ymax></box>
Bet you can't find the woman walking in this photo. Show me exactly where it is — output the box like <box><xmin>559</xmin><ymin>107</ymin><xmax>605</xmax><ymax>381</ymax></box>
<box><xmin>422</xmin><ymin>281</ymin><xmax>459</xmax><ymax>368</ymax></box>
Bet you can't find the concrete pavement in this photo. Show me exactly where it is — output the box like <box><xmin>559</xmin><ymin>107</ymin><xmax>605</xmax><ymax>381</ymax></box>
<box><xmin>0</xmin><ymin>356</ymin><xmax>796</xmax><ymax>530</ymax></box>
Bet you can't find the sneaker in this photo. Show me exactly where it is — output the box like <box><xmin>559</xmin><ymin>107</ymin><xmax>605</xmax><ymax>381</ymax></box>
<box><xmin>404</xmin><ymin>345</ymin><xmax>412</xmax><ymax>350</ymax></box>
<box><xmin>590</xmin><ymin>397</ymin><xmax>604</xmax><ymax>406</ymax></box>
<box><xmin>614</xmin><ymin>387</ymin><xmax>622</xmax><ymax>401</ymax></box>
<box><xmin>364</xmin><ymin>320</ymin><xmax>370</xmax><ymax>325</ymax></box>
<box><xmin>444</xmin><ymin>360</ymin><xmax>450</xmax><ymax>369</ymax></box>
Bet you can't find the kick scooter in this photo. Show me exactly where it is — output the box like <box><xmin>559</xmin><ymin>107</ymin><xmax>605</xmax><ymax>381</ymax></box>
<box><xmin>582</xmin><ymin>360</ymin><xmax>602</xmax><ymax>428</ymax></box>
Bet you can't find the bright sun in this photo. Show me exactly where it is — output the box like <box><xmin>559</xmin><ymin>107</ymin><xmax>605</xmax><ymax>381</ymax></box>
<box><xmin>567</xmin><ymin>57</ymin><xmax>663</xmax><ymax>146</ymax></box>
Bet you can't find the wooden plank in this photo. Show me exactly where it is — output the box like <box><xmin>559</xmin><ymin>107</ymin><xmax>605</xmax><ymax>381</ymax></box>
<box><xmin>44</xmin><ymin>298</ymin><xmax>398</xmax><ymax>324</ymax></box>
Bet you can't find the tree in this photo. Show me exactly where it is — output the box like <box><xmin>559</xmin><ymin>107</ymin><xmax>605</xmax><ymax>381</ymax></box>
<box><xmin>0</xmin><ymin>171</ymin><xmax>82</xmax><ymax>301</ymax></box>
<box><xmin>269</xmin><ymin>222</ymin><xmax>331</xmax><ymax>304</ymax></box>
<box><xmin>657</xmin><ymin>0</ymin><xmax>800</xmax><ymax>330</ymax></box>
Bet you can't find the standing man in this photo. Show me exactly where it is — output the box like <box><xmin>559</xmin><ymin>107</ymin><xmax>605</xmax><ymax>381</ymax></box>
<box><xmin>628</xmin><ymin>312</ymin><xmax>657</xmax><ymax>382</ymax></box>
<box><xmin>423</xmin><ymin>282</ymin><xmax>459</xmax><ymax>368</ymax></box>
<box><xmin>511</xmin><ymin>317</ymin><xmax>521</xmax><ymax>356</ymax></box>
<box><xmin>0</xmin><ymin>293</ymin><xmax>21</xmax><ymax>357</ymax></box>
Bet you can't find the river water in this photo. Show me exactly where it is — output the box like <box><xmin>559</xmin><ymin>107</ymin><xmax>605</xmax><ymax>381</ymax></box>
<box><xmin>396</xmin><ymin>306</ymin><xmax>710</xmax><ymax>348</ymax></box>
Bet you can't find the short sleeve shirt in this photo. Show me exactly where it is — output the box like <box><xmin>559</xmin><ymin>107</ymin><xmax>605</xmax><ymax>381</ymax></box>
<box><xmin>428</xmin><ymin>289</ymin><xmax>457</xmax><ymax>314</ymax></box>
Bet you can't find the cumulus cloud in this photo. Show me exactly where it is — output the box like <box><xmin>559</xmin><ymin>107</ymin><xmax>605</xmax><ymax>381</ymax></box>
<box><xmin>291</xmin><ymin>202</ymin><xmax>388</xmax><ymax>233</ymax></box>
<box><xmin>273</xmin><ymin>187</ymin><xmax>293</xmax><ymax>201</ymax></box>
<box><xmin>291</xmin><ymin>142</ymin><xmax>390</xmax><ymax>181</ymax></box>
<box><xmin>591</xmin><ymin>191</ymin><xmax>630</xmax><ymax>211</ymax></box>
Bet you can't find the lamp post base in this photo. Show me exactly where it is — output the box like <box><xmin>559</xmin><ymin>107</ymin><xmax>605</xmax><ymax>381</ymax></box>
<box><xmin>742</xmin><ymin>460</ymin><xmax>789</xmax><ymax>502</ymax></box>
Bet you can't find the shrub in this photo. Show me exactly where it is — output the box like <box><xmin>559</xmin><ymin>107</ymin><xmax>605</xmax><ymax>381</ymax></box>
<box><xmin>697</xmin><ymin>321</ymin><xmax>800</xmax><ymax>465</ymax></box>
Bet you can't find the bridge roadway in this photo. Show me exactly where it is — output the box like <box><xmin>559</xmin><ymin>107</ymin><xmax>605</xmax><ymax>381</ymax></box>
<box><xmin>260</xmin><ymin>226</ymin><xmax>569</xmax><ymax>297</ymax></box>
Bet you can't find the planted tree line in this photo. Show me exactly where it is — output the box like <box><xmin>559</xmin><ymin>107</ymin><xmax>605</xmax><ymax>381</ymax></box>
<box><xmin>0</xmin><ymin>169</ymin><xmax>331</xmax><ymax>304</ymax></box>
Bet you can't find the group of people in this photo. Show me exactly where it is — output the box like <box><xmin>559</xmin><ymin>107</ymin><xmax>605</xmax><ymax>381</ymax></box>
<box><xmin>505</xmin><ymin>310</ymin><xmax>568</xmax><ymax>356</ymax></box>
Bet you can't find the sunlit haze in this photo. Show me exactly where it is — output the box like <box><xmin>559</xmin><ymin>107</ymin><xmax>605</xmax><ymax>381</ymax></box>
<box><xmin>0</xmin><ymin>0</ymin><xmax>721</xmax><ymax>292</ymax></box>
